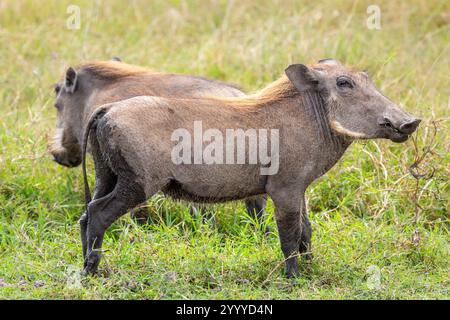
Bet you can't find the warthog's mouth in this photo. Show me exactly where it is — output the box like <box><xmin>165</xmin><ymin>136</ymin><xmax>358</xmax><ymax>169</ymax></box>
<box><xmin>52</xmin><ymin>153</ymin><xmax>82</xmax><ymax>167</ymax></box>
<box><xmin>48</xmin><ymin>128</ymin><xmax>82</xmax><ymax>167</ymax></box>
<box><xmin>379</xmin><ymin>122</ymin><xmax>409</xmax><ymax>143</ymax></box>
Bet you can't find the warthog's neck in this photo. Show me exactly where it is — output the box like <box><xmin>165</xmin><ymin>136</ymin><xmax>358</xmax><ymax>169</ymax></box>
<box><xmin>252</xmin><ymin>92</ymin><xmax>352</xmax><ymax>184</ymax></box>
<box><xmin>79</xmin><ymin>80</ymin><xmax>121</xmax><ymax>145</ymax></box>
<box><xmin>79</xmin><ymin>89</ymin><xmax>102</xmax><ymax>146</ymax></box>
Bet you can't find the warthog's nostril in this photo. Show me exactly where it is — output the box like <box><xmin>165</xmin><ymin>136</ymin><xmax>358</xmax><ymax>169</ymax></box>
<box><xmin>380</xmin><ymin>117</ymin><xmax>396</xmax><ymax>131</ymax></box>
<box><xmin>380</xmin><ymin>117</ymin><xmax>421</xmax><ymax>135</ymax></box>
<box><xmin>399</xmin><ymin>119</ymin><xmax>421</xmax><ymax>134</ymax></box>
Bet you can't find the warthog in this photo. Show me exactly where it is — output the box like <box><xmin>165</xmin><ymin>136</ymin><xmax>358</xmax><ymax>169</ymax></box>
<box><xmin>49</xmin><ymin>59</ymin><xmax>267</xmax><ymax>224</ymax></box>
<box><xmin>80</xmin><ymin>59</ymin><xmax>420</xmax><ymax>277</ymax></box>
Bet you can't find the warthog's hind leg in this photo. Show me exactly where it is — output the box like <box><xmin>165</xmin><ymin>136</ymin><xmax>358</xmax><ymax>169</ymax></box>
<box><xmin>82</xmin><ymin>175</ymin><xmax>146</xmax><ymax>275</ymax></box>
<box><xmin>80</xmin><ymin>133</ymin><xmax>117</xmax><ymax>259</ymax></box>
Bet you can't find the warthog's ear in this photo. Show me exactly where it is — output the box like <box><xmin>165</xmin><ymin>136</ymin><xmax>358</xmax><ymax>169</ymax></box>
<box><xmin>285</xmin><ymin>64</ymin><xmax>320</xmax><ymax>92</ymax></box>
<box><xmin>111</xmin><ymin>56</ymin><xmax>122</xmax><ymax>62</ymax></box>
<box><xmin>65</xmin><ymin>67</ymin><xmax>77</xmax><ymax>94</ymax></box>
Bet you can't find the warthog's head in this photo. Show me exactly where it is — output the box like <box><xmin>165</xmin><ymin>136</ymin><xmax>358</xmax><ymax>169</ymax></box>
<box><xmin>286</xmin><ymin>59</ymin><xmax>421</xmax><ymax>143</ymax></box>
<box><xmin>49</xmin><ymin>67</ymin><xmax>83</xmax><ymax>167</ymax></box>
<box><xmin>50</xmin><ymin>58</ymin><xmax>124</xmax><ymax>167</ymax></box>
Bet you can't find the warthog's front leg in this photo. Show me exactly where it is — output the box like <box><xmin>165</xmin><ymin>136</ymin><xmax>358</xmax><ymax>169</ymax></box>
<box><xmin>274</xmin><ymin>209</ymin><xmax>302</xmax><ymax>278</ymax></box>
<box><xmin>268</xmin><ymin>186</ymin><xmax>306</xmax><ymax>278</ymax></box>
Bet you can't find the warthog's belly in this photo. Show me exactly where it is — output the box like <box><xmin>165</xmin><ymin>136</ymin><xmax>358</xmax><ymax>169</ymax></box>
<box><xmin>161</xmin><ymin>176</ymin><xmax>266</xmax><ymax>204</ymax></box>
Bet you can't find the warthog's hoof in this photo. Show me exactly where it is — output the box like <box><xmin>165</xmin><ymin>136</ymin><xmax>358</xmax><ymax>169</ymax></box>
<box><xmin>81</xmin><ymin>268</ymin><xmax>91</xmax><ymax>277</ymax></box>
<box><xmin>82</xmin><ymin>251</ymin><xmax>101</xmax><ymax>276</ymax></box>
<box><xmin>285</xmin><ymin>261</ymin><xmax>301</xmax><ymax>278</ymax></box>
<box><xmin>82</xmin><ymin>264</ymin><xmax>98</xmax><ymax>276</ymax></box>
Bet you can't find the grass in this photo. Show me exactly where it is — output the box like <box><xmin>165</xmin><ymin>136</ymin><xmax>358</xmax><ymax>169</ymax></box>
<box><xmin>0</xmin><ymin>0</ymin><xmax>449</xmax><ymax>299</ymax></box>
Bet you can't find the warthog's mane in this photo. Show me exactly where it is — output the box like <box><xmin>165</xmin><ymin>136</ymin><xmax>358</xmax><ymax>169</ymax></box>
<box><xmin>76</xmin><ymin>61</ymin><xmax>157</xmax><ymax>80</ymax></box>
<box><xmin>208</xmin><ymin>75</ymin><xmax>299</xmax><ymax>108</ymax></box>
<box><xmin>74</xmin><ymin>61</ymin><xmax>242</xmax><ymax>91</ymax></box>
<box><xmin>209</xmin><ymin>73</ymin><xmax>339</xmax><ymax>146</ymax></box>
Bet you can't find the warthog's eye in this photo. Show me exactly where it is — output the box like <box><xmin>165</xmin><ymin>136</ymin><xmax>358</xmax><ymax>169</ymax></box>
<box><xmin>336</xmin><ymin>77</ymin><xmax>354</xmax><ymax>89</ymax></box>
<box><xmin>54</xmin><ymin>84</ymin><xmax>62</xmax><ymax>94</ymax></box>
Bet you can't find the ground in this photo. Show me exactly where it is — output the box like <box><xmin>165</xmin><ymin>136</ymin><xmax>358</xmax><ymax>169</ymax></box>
<box><xmin>0</xmin><ymin>0</ymin><xmax>448</xmax><ymax>299</ymax></box>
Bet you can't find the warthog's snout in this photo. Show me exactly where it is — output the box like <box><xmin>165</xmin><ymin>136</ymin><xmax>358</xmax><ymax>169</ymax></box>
<box><xmin>52</xmin><ymin>153</ymin><xmax>81</xmax><ymax>168</ymax></box>
<box><xmin>399</xmin><ymin>118</ymin><xmax>421</xmax><ymax>134</ymax></box>
<box><xmin>379</xmin><ymin>116</ymin><xmax>421</xmax><ymax>142</ymax></box>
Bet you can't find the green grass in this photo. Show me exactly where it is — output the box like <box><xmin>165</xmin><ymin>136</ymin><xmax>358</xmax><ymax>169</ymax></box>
<box><xmin>0</xmin><ymin>0</ymin><xmax>449</xmax><ymax>299</ymax></box>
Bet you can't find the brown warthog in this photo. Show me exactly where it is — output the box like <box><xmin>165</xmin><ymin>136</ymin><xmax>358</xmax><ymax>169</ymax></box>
<box><xmin>80</xmin><ymin>59</ymin><xmax>420</xmax><ymax>277</ymax></box>
<box><xmin>49</xmin><ymin>60</ymin><xmax>267</xmax><ymax>224</ymax></box>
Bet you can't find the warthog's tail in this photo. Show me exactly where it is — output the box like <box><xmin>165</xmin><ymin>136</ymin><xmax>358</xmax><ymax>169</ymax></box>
<box><xmin>82</xmin><ymin>104</ymin><xmax>115</xmax><ymax>209</ymax></box>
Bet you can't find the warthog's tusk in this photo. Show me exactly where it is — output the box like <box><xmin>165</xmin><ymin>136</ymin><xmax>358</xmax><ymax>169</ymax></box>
<box><xmin>330</xmin><ymin>120</ymin><xmax>368</xmax><ymax>139</ymax></box>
